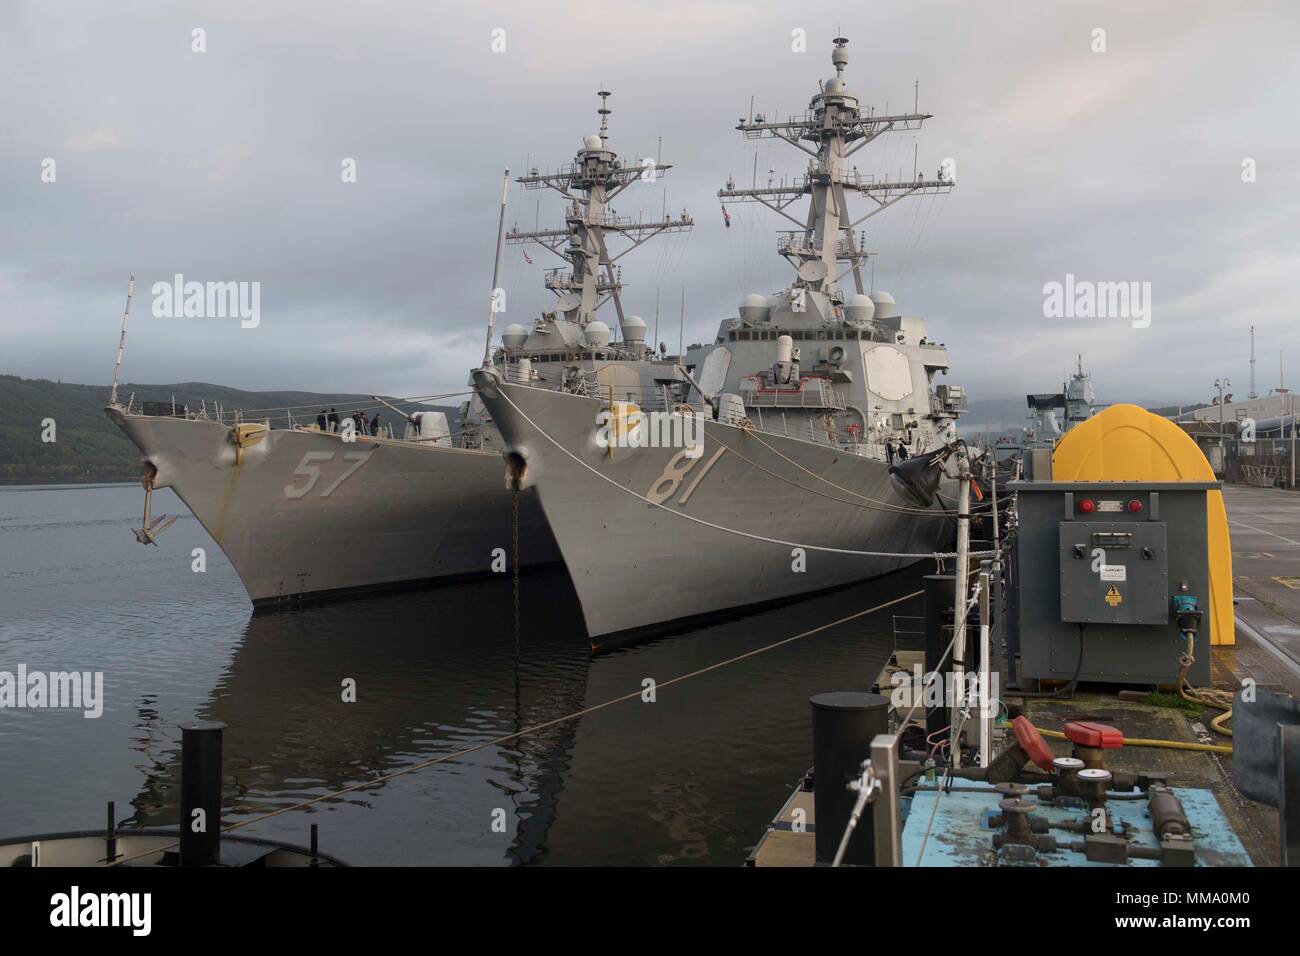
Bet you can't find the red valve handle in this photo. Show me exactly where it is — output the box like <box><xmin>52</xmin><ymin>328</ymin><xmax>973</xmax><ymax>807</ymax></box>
<box><xmin>1012</xmin><ymin>715</ymin><xmax>1056</xmax><ymax>771</ymax></box>
<box><xmin>1064</xmin><ymin>720</ymin><xmax>1125</xmax><ymax>749</ymax></box>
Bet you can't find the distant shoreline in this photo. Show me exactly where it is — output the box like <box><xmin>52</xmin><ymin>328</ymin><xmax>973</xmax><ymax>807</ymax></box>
<box><xmin>0</xmin><ymin>476</ymin><xmax>138</xmax><ymax>488</ymax></box>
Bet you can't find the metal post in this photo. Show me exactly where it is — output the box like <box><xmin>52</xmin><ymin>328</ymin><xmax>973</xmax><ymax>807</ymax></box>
<box><xmin>1291</xmin><ymin>391</ymin><xmax>1296</xmax><ymax>491</ymax></box>
<box><xmin>105</xmin><ymin>800</ymin><xmax>117</xmax><ymax>865</ymax></box>
<box><xmin>482</xmin><ymin>168</ymin><xmax>511</xmax><ymax>368</ymax></box>
<box><xmin>990</xmin><ymin>463</ymin><xmax>1005</xmax><ymax>691</ymax></box>
<box><xmin>978</xmin><ymin>563</ymin><xmax>992</xmax><ymax>768</ymax></box>
<box><xmin>1281</xmin><ymin>723</ymin><xmax>1299</xmax><ymax>866</ymax></box>
<box><xmin>871</xmin><ymin>734</ymin><xmax>901</xmax><ymax>867</ymax></box>
<box><xmin>179</xmin><ymin>719</ymin><xmax>226</xmax><ymax>867</ymax></box>
<box><xmin>949</xmin><ymin>444</ymin><xmax>972</xmax><ymax>766</ymax></box>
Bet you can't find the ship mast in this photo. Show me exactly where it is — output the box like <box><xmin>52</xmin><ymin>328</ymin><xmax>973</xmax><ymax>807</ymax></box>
<box><xmin>506</xmin><ymin>92</ymin><xmax>693</xmax><ymax>330</ymax></box>
<box><xmin>718</xmin><ymin>37</ymin><xmax>952</xmax><ymax>298</ymax></box>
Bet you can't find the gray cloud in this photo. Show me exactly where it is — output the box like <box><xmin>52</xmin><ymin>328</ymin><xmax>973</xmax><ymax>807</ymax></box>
<box><xmin>3</xmin><ymin>0</ymin><xmax>1298</xmax><ymax>409</ymax></box>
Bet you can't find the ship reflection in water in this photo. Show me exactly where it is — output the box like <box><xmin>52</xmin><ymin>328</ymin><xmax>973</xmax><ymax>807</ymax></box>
<box><xmin>1</xmin><ymin>484</ymin><xmax>924</xmax><ymax>866</ymax></box>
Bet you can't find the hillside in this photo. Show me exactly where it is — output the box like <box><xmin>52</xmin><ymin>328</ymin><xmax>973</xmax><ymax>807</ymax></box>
<box><xmin>0</xmin><ymin>374</ymin><xmax>458</xmax><ymax>483</ymax></box>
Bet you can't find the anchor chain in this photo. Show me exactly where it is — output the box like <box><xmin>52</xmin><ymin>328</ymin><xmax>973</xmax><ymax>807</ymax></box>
<box><xmin>511</xmin><ymin>481</ymin><xmax>521</xmax><ymax>648</ymax></box>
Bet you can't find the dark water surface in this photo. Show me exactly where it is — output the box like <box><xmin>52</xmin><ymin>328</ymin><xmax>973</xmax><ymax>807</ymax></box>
<box><xmin>0</xmin><ymin>483</ymin><xmax>926</xmax><ymax>865</ymax></box>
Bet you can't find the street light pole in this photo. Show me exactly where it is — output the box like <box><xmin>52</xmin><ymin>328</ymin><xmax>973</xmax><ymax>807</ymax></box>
<box><xmin>1284</xmin><ymin>390</ymin><xmax>1294</xmax><ymax>494</ymax></box>
<box><xmin>1214</xmin><ymin>377</ymin><xmax>1230</xmax><ymax>477</ymax></box>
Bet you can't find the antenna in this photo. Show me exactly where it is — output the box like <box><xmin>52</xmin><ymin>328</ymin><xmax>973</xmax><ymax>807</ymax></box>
<box><xmin>109</xmin><ymin>274</ymin><xmax>135</xmax><ymax>406</ymax></box>
<box><xmin>678</xmin><ymin>286</ymin><xmax>685</xmax><ymax>357</ymax></box>
<box><xmin>508</xmin><ymin>104</ymin><xmax>691</xmax><ymax>329</ymax></box>
<box><xmin>482</xmin><ymin>168</ymin><xmax>510</xmax><ymax>368</ymax></box>
<box><xmin>597</xmin><ymin>90</ymin><xmax>612</xmax><ymax>138</ymax></box>
<box><xmin>1249</xmin><ymin>325</ymin><xmax>1257</xmax><ymax>399</ymax></box>
<box><xmin>654</xmin><ymin>288</ymin><xmax>661</xmax><ymax>355</ymax></box>
<box><xmin>716</xmin><ymin>37</ymin><xmax>950</xmax><ymax>298</ymax></box>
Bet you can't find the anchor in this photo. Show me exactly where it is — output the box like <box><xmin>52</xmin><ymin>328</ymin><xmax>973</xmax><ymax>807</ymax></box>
<box><xmin>132</xmin><ymin>464</ymin><xmax>176</xmax><ymax>546</ymax></box>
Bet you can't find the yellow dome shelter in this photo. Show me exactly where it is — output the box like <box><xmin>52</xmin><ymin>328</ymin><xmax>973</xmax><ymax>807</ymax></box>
<box><xmin>1051</xmin><ymin>403</ymin><xmax>1234</xmax><ymax>645</ymax></box>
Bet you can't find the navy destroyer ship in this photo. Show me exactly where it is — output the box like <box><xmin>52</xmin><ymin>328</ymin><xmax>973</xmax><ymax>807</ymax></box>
<box><xmin>995</xmin><ymin>355</ymin><xmax>1102</xmax><ymax>477</ymax></box>
<box><xmin>475</xmin><ymin>37</ymin><xmax>966</xmax><ymax>640</ymax></box>
<box><xmin>105</xmin><ymin>96</ymin><xmax>693</xmax><ymax>609</ymax></box>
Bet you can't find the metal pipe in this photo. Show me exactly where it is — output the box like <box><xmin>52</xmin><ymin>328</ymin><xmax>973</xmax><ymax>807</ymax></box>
<box><xmin>949</xmin><ymin>443</ymin><xmax>972</xmax><ymax>766</ymax></box>
<box><xmin>871</xmin><ymin>734</ymin><xmax>901</xmax><ymax>867</ymax></box>
<box><xmin>978</xmin><ymin>564</ymin><xmax>991</xmax><ymax>768</ymax></box>
<box><xmin>1282</xmin><ymin>723</ymin><xmax>1299</xmax><ymax>866</ymax></box>
<box><xmin>105</xmin><ymin>800</ymin><xmax>117</xmax><ymax>865</ymax></box>
<box><xmin>990</xmin><ymin>461</ymin><xmax>1004</xmax><ymax>687</ymax></box>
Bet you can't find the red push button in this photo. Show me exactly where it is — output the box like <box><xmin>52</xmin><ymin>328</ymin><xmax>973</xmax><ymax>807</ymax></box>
<box><xmin>1012</xmin><ymin>715</ymin><xmax>1057</xmax><ymax>771</ymax></box>
<box><xmin>1064</xmin><ymin>720</ymin><xmax>1124</xmax><ymax>749</ymax></box>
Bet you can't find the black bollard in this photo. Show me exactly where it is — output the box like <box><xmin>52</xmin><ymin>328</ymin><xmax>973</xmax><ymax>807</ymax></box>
<box><xmin>179</xmin><ymin>719</ymin><xmax>226</xmax><ymax>867</ymax></box>
<box><xmin>811</xmin><ymin>692</ymin><xmax>889</xmax><ymax>865</ymax></box>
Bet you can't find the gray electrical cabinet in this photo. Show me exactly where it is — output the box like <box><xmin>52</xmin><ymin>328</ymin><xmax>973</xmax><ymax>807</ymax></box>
<box><xmin>1008</xmin><ymin>481</ymin><xmax>1216</xmax><ymax>688</ymax></box>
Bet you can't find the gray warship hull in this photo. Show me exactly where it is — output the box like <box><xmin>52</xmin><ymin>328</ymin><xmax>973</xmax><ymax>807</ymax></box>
<box><xmin>475</xmin><ymin>377</ymin><xmax>954</xmax><ymax>640</ymax></box>
<box><xmin>106</xmin><ymin>406</ymin><xmax>560</xmax><ymax>607</ymax></box>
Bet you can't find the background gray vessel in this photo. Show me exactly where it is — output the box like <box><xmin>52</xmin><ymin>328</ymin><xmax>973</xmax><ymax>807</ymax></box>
<box><xmin>105</xmin><ymin>96</ymin><xmax>697</xmax><ymax>609</ymax></box>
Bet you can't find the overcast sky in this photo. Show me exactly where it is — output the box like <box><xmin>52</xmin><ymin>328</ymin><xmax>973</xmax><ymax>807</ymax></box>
<box><xmin>3</xmin><ymin>0</ymin><xmax>1298</xmax><ymax>408</ymax></box>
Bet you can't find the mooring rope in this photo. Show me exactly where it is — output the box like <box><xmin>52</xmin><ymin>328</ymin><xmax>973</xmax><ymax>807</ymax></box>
<box><xmin>494</xmin><ymin>385</ymin><xmax>994</xmax><ymax>561</ymax></box>
<box><xmin>736</xmin><ymin>423</ymin><xmax>966</xmax><ymax>517</ymax></box>
<box><xmin>707</xmin><ymin>431</ymin><xmax>950</xmax><ymax>519</ymax></box>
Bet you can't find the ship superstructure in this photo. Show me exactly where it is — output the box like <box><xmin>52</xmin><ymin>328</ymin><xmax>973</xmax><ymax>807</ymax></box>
<box><xmin>687</xmin><ymin>35</ymin><xmax>960</xmax><ymax>458</ymax></box>
<box><xmin>459</xmin><ymin>91</ymin><xmax>696</xmax><ymax>449</ymax></box>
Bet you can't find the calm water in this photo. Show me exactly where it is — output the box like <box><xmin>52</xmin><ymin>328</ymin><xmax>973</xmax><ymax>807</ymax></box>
<box><xmin>0</xmin><ymin>483</ymin><xmax>925</xmax><ymax>866</ymax></box>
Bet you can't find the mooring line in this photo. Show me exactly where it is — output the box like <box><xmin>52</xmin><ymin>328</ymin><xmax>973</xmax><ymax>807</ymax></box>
<box><xmin>494</xmin><ymin>385</ymin><xmax>993</xmax><ymax>560</ymax></box>
<box><xmin>105</xmin><ymin>587</ymin><xmax>925</xmax><ymax>866</ymax></box>
<box><xmin>736</xmin><ymin>424</ymin><xmax>975</xmax><ymax>517</ymax></box>
<box><xmin>709</xmin><ymin>429</ymin><xmax>955</xmax><ymax>519</ymax></box>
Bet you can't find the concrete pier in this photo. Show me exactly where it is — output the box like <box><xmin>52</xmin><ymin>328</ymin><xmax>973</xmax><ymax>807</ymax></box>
<box><xmin>1222</xmin><ymin>485</ymin><xmax>1300</xmax><ymax>679</ymax></box>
